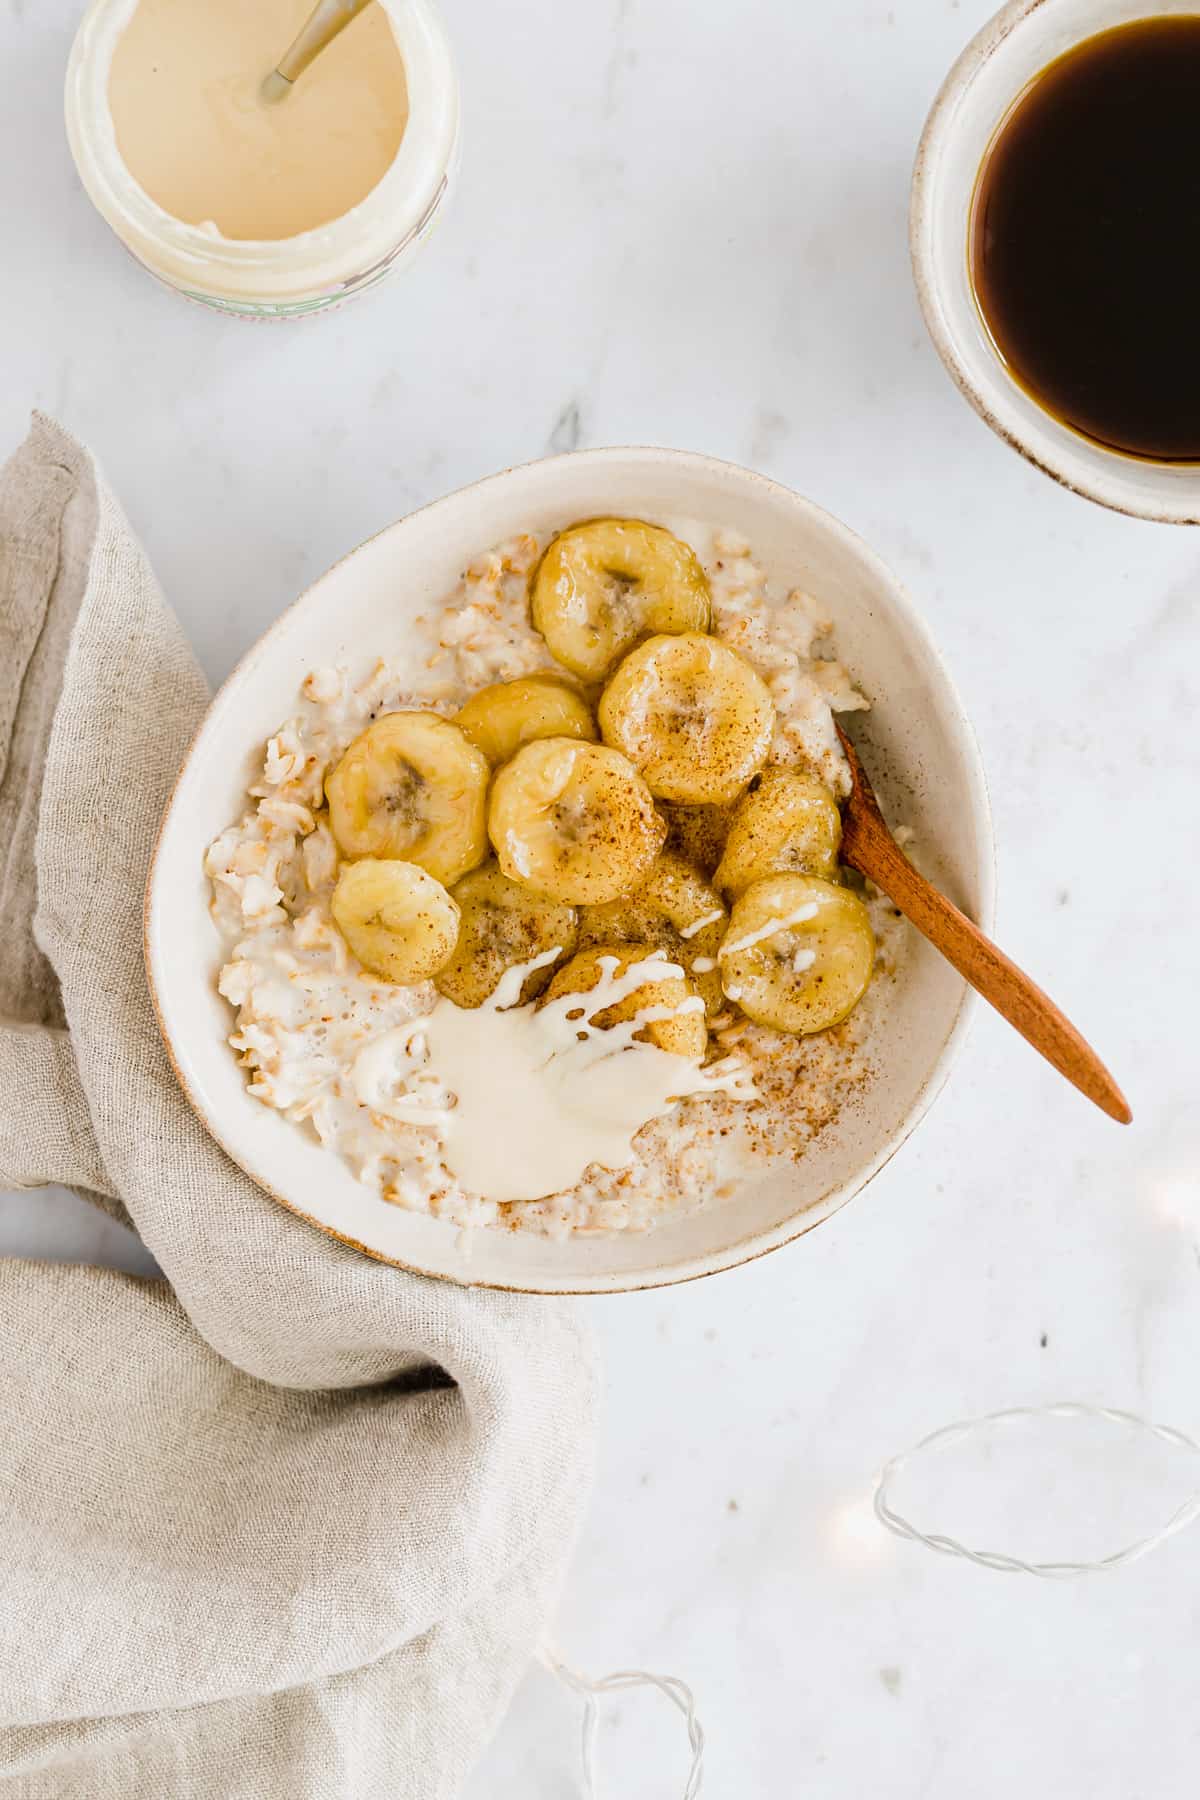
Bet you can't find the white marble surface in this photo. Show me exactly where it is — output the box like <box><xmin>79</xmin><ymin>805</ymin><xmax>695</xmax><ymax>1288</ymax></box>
<box><xmin>3</xmin><ymin>1</ymin><xmax>1200</xmax><ymax>1793</ymax></box>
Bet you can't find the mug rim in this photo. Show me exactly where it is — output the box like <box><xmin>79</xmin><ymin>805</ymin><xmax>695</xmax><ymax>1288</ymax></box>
<box><xmin>910</xmin><ymin>0</ymin><xmax>1200</xmax><ymax>525</ymax></box>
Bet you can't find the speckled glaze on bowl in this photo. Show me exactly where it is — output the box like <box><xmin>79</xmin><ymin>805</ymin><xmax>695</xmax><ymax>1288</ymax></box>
<box><xmin>911</xmin><ymin>0</ymin><xmax>1200</xmax><ymax>524</ymax></box>
<box><xmin>145</xmin><ymin>448</ymin><xmax>994</xmax><ymax>1293</ymax></box>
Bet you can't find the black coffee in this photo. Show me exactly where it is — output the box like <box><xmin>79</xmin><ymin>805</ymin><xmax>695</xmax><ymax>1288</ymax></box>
<box><xmin>970</xmin><ymin>17</ymin><xmax>1200</xmax><ymax>463</ymax></box>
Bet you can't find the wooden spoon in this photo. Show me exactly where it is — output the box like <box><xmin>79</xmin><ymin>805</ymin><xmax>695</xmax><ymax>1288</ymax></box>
<box><xmin>835</xmin><ymin>724</ymin><xmax>1131</xmax><ymax>1124</ymax></box>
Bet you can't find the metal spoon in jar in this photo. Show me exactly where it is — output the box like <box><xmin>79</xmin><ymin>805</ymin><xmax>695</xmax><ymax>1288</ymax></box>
<box><xmin>261</xmin><ymin>0</ymin><xmax>375</xmax><ymax>103</ymax></box>
<box><xmin>835</xmin><ymin>723</ymin><xmax>1131</xmax><ymax>1124</ymax></box>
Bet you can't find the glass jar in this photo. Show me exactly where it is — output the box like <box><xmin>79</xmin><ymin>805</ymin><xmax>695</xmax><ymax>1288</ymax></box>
<box><xmin>64</xmin><ymin>0</ymin><xmax>459</xmax><ymax>318</ymax></box>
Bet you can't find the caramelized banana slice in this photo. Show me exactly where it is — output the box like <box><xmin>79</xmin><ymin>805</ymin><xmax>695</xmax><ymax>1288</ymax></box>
<box><xmin>544</xmin><ymin>944</ymin><xmax>707</xmax><ymax>1059</ymax></box>
<box><xmin>661</xmin><ymin>801</ymin><xmax>733</xmax><ymax>878</ymax></box>
<box><xmin>434</xmin><ymin>860</ymin><xmax>578</xmax><ymax>1008</ymax></box>
<box><xmin>580</xmin><ymin>851</ymin><xmax>727</xmax><ymax>1016</ymax></box>
<box><xmin>598</xmin><ymin>632</ymin><xmax>774</xmax><ymax>805</ymax></box>
<box><xmin>714</xmin><ymin>768</ymin><xmax>842</xmax><ymax>895</ymax></box>
<box><xmin>455</xmin><ymin>674</ymin><xmax>596</xmax><ymax>766</ymax></box>
<box><xmin>326</xmin><ymin>710</ymin><xmax>489</xmax><ymax>886</ymax></box>
<box><xmin>488</xmin><ymin>737</ymin><xmax>666</xmax><ymax>905</ymax></box>
<box><xmin>530</xmin><ymin>518</ymin><xmax>711</xmax><ymax>681</ymax></box>
<box><xmin>718</xmin><ymin>873</ymin><xmax>873</xmax><ymax>1035</ymax></box>
<box><xmin>331</xmin><ymin>858</ymin><xmax>460</xmax><ymax>985</ymax></box>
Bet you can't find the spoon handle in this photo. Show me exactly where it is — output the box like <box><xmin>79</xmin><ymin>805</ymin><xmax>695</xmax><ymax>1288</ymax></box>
<box><xmin>266</xmin><ymin>0</ymin><xmax>373</xmax><ymax>97</ymax></box>
<box><xmin>839</xmin><ymin>771</ymin><xmax>1132</xmax><ymax>1125</ymax></box>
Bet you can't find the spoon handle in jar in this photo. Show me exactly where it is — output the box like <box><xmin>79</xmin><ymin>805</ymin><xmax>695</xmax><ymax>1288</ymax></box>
<box><xmin>264</xmin><ymin>0</ymin><xmax>374</xmax><ymax>100</ymax></box>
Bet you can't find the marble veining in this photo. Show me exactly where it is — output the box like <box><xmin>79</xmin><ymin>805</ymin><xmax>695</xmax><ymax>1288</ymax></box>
<box><xmin>2</xmin><ymin>2</ymin><xmax>1199</xmax><ymax>1795</ymax></box>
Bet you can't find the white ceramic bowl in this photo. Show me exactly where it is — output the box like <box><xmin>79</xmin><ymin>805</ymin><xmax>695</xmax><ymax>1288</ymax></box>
<box><xmin>912</xmin><ymin>0</ymin><xmax>1200</xmax><ymax>524</ymax></box>
<box><xmin>146</xmin><ymin>449</ymin><xmax>993</xmax><ymax>1293</ymax></box>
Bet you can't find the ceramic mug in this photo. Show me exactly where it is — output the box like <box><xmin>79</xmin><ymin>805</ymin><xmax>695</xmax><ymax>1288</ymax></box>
<box><xmin>910</xmin><ymin>0</ymin><xmax>1200</xmax><ymax>524</ymax></box>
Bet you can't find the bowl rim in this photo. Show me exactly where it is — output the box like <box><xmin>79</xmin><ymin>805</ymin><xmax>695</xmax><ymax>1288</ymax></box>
<box><xmin>144</xmin><ymin>445</ymin><xmax>996</xmax><ymax>1293</ymax></box>
<box><xmin>909</xmin><ymin>0</ymin><xmax>1200</xmax><ymax>526</ymax></box>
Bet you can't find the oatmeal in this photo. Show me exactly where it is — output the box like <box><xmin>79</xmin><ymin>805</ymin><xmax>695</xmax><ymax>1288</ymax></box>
<box><xmin>206</xmin><ymin>520</ymin><xmax>905</xmax><ymax>1239</ymax></box>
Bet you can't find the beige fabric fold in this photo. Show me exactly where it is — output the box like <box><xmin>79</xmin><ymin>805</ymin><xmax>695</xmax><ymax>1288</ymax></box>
<box><xmin>0</xmin><ymin>416</ymin><xmax>596</xmax><ymax>1799</ymax></box>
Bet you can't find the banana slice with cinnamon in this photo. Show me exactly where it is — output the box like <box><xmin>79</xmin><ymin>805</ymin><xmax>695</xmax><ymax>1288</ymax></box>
<box><xmin>579</xmin><ymin>850</ymin><xmax>727</xmax><ymax>1016</ymax></box>
<box><xmin>713</xmin><ymin>767</ymin><xmax>842</xmax><ymax>895</ymax></box>
<box><xmin>455</xmin><ymin>674</ymin><xmax>596</xmax><ymax>766</ymax></box>
<box><xmin>326</xmin><ymin>710</ymin><xmax>489</xmax><ymax>886</ymax></box>
<box><xmin>661</xmin><ymin>801</ymin><xmax>733</xmax><ymax>878</ymax></box>
<box><xmin>718</xmin><ymin>873</ymin><xmax>873</xmax><ymax>1034</ymax></box>
<box><xmin>434</xmin><ymin>860</ymin><xmax>578</xmax><ymax>1007</ymax></box>
<box><xmin>598</xmin><ymin>632</ymin><xmax>774</xmax><ymax>805</ymax></box>
<box><xmin>544</xmin><ymin>944</ymin><xmax>707</xmax><ymax>1059</ymax></box>
<box><xmin>331</xmin><ymin>858</ymin><xmax>460</xmax><ymax>984</ymax></box>
<box><xmin>530</xmin><ymin>518</ymin><xmax>711</xmax><ymax>682</ymax></box>
<box><xmin>488</xmin><ymin>737</ymin><xmax>666</xmax><ymax>904</ymax></box>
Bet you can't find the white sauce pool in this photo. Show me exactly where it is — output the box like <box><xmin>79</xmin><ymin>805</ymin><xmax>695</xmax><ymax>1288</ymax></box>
<box><xmin>353</xmin><ymin>951</ymin><xmax>752</xmax><ymax>1203</ymax></box>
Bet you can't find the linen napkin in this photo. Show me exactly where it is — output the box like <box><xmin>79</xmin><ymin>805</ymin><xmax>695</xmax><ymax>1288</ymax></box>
<box><xmin>0</xmin><ymin>415</ymin><xmax>598</xmax><ymax>1799</ymax></box>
